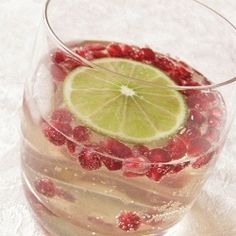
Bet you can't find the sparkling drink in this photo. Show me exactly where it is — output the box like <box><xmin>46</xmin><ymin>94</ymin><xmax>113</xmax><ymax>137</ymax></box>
<box><xmin>21</xmin><ymin>41</ymin><xmax>226</xmax><ymax>236</ymax></box>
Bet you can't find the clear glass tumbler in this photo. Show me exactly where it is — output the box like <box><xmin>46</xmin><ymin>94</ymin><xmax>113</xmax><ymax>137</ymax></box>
<box><xmin>21</xmin><ymin>0</ymin><xmax>236</xmax><ymax>235</ymax></box>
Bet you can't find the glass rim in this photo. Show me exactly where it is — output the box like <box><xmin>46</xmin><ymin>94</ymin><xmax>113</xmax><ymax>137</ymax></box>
<box><xmin>44</xmin><ymin>0</ymin><xmax>236</xmax><ymax>91</ymax></box>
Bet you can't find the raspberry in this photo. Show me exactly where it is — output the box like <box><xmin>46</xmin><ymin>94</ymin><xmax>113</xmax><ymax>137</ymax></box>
<box><xmin>107</xmin><ymin>44</ymin><xmax>123</xmax><ymax>57</ymax></box>
<box><xmin>42</xmin><ymin>122</ymin><xmax>66</xmax><ymax>146</ymax></box>
<box><xmin>103</xmin><ymin>138</ymin><xmax>132</xmax><ymax>158</ymax></box>
<box><xmin>148</xmin><ymin>148</ymin><xmax>171</xmax><ymax>163</ymax></box>
<box><xmin>118</xmin><ymin>211</ymin><xmax>141</xmax><ymax>231</ymax></box>
<box><xmin>123</xmin><ymin>157</ymin><xmax>148</xmax><ymax>177</ymax></box>
<box><xmin>51</xmin><ymin>109</ymin><xmax>73</xmax><ymax>123</ymax></box>
<box><xmin>146</xmin><ymin>165</ymin><xmax>172</xmax><ymax>181</ymax></box>
<box><xmin>73</xmin><ymin>126</ymin><xmax>90</xmax><ymax>142</ymax></box>
<box><xmin>139</xmin><ymin>48</ymin><xmax>156</xmax><ymax>61</ymax></box>
<box><xmin>165</xmin><ymin>137</ymin><xmax>187</xmax><ymax>160</ymax></box>
<box><xmin>133</xmin><ymin>144</ymin><xmax>149</xmax><ymax>157</ymax></box>
<box><xmin>78</xmin><ymin>149</ymin><xmax>102</xmax><ymax>171</ymax></box>
<box><xmin>35</xmin><ymin>178</ymin><xmax>56</xmax><ymax>198</ymax></box>
<box><xmin>187</xmin><ymin>138</ymin><xmax>211</xmax><ymax>156</ymax></box>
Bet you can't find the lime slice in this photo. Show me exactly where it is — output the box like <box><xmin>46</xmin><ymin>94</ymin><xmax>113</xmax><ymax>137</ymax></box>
<box><xmin>63</xmin><ymin>58</ymin><xmax>187</xmax><ymax>143</ymax></box>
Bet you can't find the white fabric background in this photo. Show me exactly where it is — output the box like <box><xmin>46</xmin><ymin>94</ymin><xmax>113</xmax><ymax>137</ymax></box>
<box><xmin>0</xmin><ymin>1</ymin><xmax>236</xmax><ymax>235</ymax></box>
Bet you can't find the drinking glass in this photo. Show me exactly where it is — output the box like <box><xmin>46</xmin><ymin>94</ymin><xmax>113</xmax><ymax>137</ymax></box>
<box><xmin>21</xmin><ymin>0</ymin><xmax>236</xmax><ymax>235</ymax></box>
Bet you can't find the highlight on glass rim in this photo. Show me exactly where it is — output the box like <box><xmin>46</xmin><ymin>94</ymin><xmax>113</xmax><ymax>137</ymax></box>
<box><xmin>20</xmin><ymin>0</ymin><xmax>236</xmax><ymax>235</ymax></box>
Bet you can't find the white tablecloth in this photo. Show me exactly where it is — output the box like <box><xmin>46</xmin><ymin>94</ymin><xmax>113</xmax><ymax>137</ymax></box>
<box><xmin>0</xmin><ymin>1</ymin><xmax>236</xmax><ymax>235</ymax></box>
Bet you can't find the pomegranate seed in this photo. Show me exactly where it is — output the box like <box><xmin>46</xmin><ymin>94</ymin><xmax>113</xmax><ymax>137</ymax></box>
<box><xmin>181</xmin><ymin>89</ymin><xmax>201</xmax><ymax>97</ymax></box>
<box><xmin>154</xmin><ymin>57</ymin><xmax>175</xmax><ymax>72</ymax></box>
<box><xmin>66</xmin><ymin>139</ymin><xmax>76</xmax><ymax>154</ymax></box>
<box><xmin>204</xmin><ymin>127</ymin><xmax>220</xmax><ymax>142</ymax></box>
<box><xmin>148</xmin><ymin>148</ymin><xmax>171</xmax><ymax>163</ymax></box>
<box><xmin>51</xmin><ymin>109</ymin><xmax>73</xmax><ymax>124</ymax></box>
<box><xmin>179</xmin><ymin>127</ymin><xmax>201</xmax><ymax>144</ymax></box>
<box><xmin>208</xmin><ymin>116</ymin><xmax>221</xmax><ymax>127</ymax></box>
<box><xmin>170</xmin><ymin>161</ymin><xmax>190</xmax><ymax>174</ymax></box>
<box><xmin>139</xmin><ymin>48</ymin><xmax>156</xmax><ymax>61</ymax></box>
<box><xmin>118</xmin><ymin>211</ymin><xmax>141</xmax><ymax>232</ymax></box>
<box><xmin>52</xmin><ymin>122</ymin><xmax>72</xmax><ymax>136</ymax></box>
<box><xmin>42</xmin><ymin>122</ymin><xmax>66</xmax><ymax>146</ymax></box>
<box><xmin>78</xmin><ymin>149</ymin><xmax>102</xmax><ymax>171</ymax></box>
<box><xmin>188</xmin><ymin>109</ymin><xmax>206</xmax><ymax>125</ymax></box>
<box><xmin>123</xmin><ymin>157</ymin><xmax>148</xmax><ymax>177</ymax></box>
<box><xmin>209</xmin><ymin>107</ymin><xmax>224</xmax><ymax>119</ymax></box>
<box><xmin>204</xmin><ymin>92</ymin><xmax>216</xmax><ymax>103</ymax></box>
<box><xmin>83</xmin><ymin>43</ymin><xmax>106</xmax><ymax>51</ymax></box>
<box><xmin>92</xmin><ymin>50</ymin><xmax>107</xmax><ymax>59</ymax></box>
<box><xmin>102</xmin><ymin>156</ymin><xmax>123</xmax><ymax>171</ymax></box>
<box><xmin>187</xmin><ymin>138</ymin><xmax>211</xmax><ymax>156</ymax></box>
<box><xmin>169</xmin><ymin>66</ymin><xmax>192</xmax><ymax>84</ymax></box>
<box><xmin>192</xmin><ymin>154</ymin><xmax>212</xmax><ymax>169</ymax></box>
<box><xmin>35</xmin><ymin>178</ymin><xmax>56</xmax><ymax>198</ymax></box>
<box><xmin>52</xmin><ymin>51</ymin><xmax>67</xmax><ymax>64</ymax></box>
<box><xmin>73</xmin><ymin>126</ymin><xmax>90</xmax><ymax>142</ymax></box>
<box><xmin>146</xmin><ymin>165</ymin><xmax>172</xmax><ymax>181</ymax></box>
<box><xmin>103</xmin><ymin>138</ymin><xmax>132</xmax><ymax>158</ymax></box>
<box><xmin>133</xmin><ymin>144</ymin><xmax>149</xmax><ymax>157</ymax></box>
<box><xmin>50</xmin><ymin>64</ymin><xmax>67</xmax><ymax>82</ymax></box>
<box><xmin>187</xmin><ymin>93</ymin><xmax>206</xmax><ymax>111</ymax></box>
<box><xmin>107</xmin><ymin>44</ymin><xmax>123</xmax><ymax>57</ymax></box>
<box><xmin>130</xmin><ymin>48</ymin><xmax>143</xmax><ymax>61</ymax></box>
<box><xmin>165</xmin><ymin>138</ymin><xmax>187</xmax><ymax>160</ymax></box>
<box><xmin>62</xmin><ymin>58</ymin><xmax>81</xmax><ymax>71</ymax></box>
<box><xmin>184</xmin><ymin>80</ymin><xmax>201</xmax><ymax>86</ymax></box>
<box><xmin>120</xmin><ymin>44</ymin><xmax>134</xmax><ymax>57</ymax></box>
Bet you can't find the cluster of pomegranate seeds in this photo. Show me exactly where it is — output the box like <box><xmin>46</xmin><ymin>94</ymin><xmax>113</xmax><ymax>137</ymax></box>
<box><xmin>45</xmin><ymin>42</ymin><xmax>226</xmax><ymax>183</ymax></box>
<box><xmin>118</xmin><ymin>211</ymin><xmax>141</xmax><ymax>231</ymax></box>
<box><xmin>35</xmin><ymin>178</ymin><xmax>56</xmax><ymax>198</ymax></box>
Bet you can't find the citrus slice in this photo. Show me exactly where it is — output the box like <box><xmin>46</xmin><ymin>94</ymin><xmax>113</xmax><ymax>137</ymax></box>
<box><xmin>63</xmin><ymin>58</ymin><xmax>187</xmax><ymax>143</ymax></box>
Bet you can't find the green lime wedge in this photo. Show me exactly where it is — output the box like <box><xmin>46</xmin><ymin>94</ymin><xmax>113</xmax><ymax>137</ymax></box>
<box><xmin>63</xmin><ymin>58</ymin><xmax>187</xmax><ymax>143</ymax></box>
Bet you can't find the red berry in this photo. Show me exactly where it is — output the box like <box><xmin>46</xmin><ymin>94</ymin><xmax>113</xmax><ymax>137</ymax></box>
<box><xmin>42</xmin><ymin>122</ymin><xmax>66</xmax><ymax>146</ymax></box>
<box><xmin>51</xmin><ymin>109</ymin><xmax>73</xmax><ymax>124</ymax></box>
<box><xmin>188</xmin><ymin>109</ymin><xmax>206</xmax><ymax>125</ymax></box>
<box><xmin>123</xmin><ymin>157</ymin><xmax>148</xmax><ymax>177</ymax></box>
<box><xmin>52</xmin><ymin>51</ymin><xmax>67</xmax><ymax>64</ymax></box>
<box><xmin>170</xmin><ymin>161</ymin><xmax>190</xmax><ymax>174</ymax></box>
<box><xmin>120</xmin><ymin>44</ymin><xmax>134</xmax><ymax>57</ymax></box>
<box><xmin>73</xmin><ymin>126</ymin><xmax>90</xmax><ymax>142</ymax></box>
<box><xmin>83</xmin><ymin>43</ymin><xmax>106</xmax><ymax>51</ymax></box>
<box><xmin>107</xmin><ymin>44</ymin><xmax>123</xmax><ymax>57</ymax></box>
<box><xmin>154</xmin><ymin>57</ymin><xmax>175</xmax><ymax>72</ymax></box>
<box><xmin>50</xmin><ymin>64</ymin><xmax>67</xmax><ymax>82</ymax></box>
<box><xmin>148</xmin><ymin>148</ymin><xmax>171</xmax><ymax>163</ymax></box>
<box><xmin>118</xmin><ymin>211</ymin><xmax>141</xmax><ymax>232</ymax></box>
<box><xmin>181</xmin><ymin>89</ymin><xmax>201</xmax><ymax>97</ymax></box>
<box><xmin>192</xmin><ymin>154</ymin><xmax>212</xmax><ymax>169</ymax></box>
<box><xmin>130</xmin><ymin>48</ymin><xmax>143</xmax><ymax>61</ymax></box>
<box><xmin>187</xmin><ymin>138</ymin><xmax>211</xmax><ymax>156</ymax></box>
<box><xmin>62</xmin><ymin>58</ymin><xmax>81</xmax><ymax>71</ymax></box>
<box><xmin>187</xmin><ymin>93</ymin><xmax>206</xmax><ymax>111</ymax></box>
<box><xmin>66</xmin><ymin>139</ymin><xmax>76</xmax><ymax>154</ymax></box>
<box><xmin>133</xmin><ymin>144</ymin><xmax>149</xmax><ymax>157</ymax></box>
<box><xmin>103</xmin><ymin>138</ymin><xmax>132</xmax><ymax>158</ymax></box>
<box><xmin>78</xmin><ymin>149</ymin><xmax>102</xmax><ymax>171</ymax></box>
<box><xmin>102</xmin><ymin>156</ymin><xmax>123</xmax><ymax>171</ymax></box>
<box><xmin>35</xmin><ymin>178</ymin><xmax>56</xmax><ymax>198</ymax></box>
<box><xmin>165</xmin><ymin>138</ymin><xmax>187</xmax><ymax>160</ymax></box>
<box><xmin>139</xmin><ymin>48</ymin><xmax>156</xmax><ymax>61</ymax></box>
<box><xmin>146</xmin><ymin>165</ymin><xmax>172</xmax><ymax>181</ymax></box>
